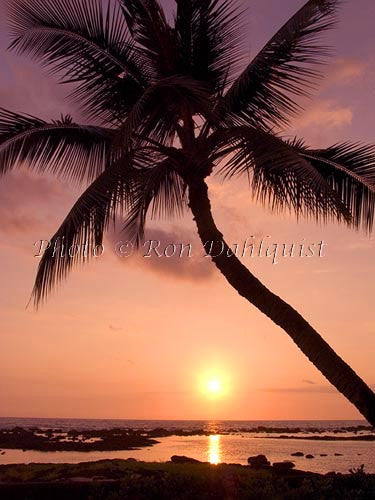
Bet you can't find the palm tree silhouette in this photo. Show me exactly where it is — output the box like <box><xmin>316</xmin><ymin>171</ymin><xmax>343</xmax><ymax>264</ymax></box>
<box><xmin>1</xmin><ymin>0</ymin><xmax>375</xmax><ymax>425</ymax></box>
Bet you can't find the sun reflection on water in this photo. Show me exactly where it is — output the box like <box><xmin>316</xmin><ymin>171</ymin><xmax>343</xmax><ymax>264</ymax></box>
<box><xmin>208</xmin><ymin>434</ymin><xmax>221</xmax><ymax>464</ymax></box>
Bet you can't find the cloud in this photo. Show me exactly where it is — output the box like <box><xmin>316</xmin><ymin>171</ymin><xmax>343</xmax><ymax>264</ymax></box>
<box><xmin>326</xmin><ymin>58</ymin><xmax>367</xmax><ymax>85</ymax></box>
<box><xmin>0</xmin><ymin>213</ymin><xmax>40</xmax><ymax>235</ymax></box>
<box><xmin>109</xmin><ymin>324</ymin><xmax>122</xmax><ymax>332</ymax></box>
<box><xmin>0</xmin><ymin>54</ymin><xmax>77</xmax><ymax>121</ymax></box>
<box><xmin>261</xmin><ymin>384</ymin><xmax>375</xmax><ymax>394</ymax></box>
<box><xmin>302</xmin><ymin>379</ymin><xmax>316</xmax><ymax>385</ymax></box>
<box><xmin>260</xmin><ymin>385</ymin><xmax>335</xmax><ymax>394</ymax></box>
<box><xmin>295</xmin><ymin>99</ymin><xmax>353</xmax><ymax>130</ymax></box>
<box><xmin>346</xmin><ymin>239</ymin><xmax>375</xmax><ymax>251</ymax></box>
<box><xmin>108</xmin><ymin>226</ymin><xmax>215</xmax><ymax>282</ymax></box>
<box><xmin>207</xmin><ymin>180</ymin><xmax>267</xmax><ymax>239</ymax></box>
<box><xmin>0</xmin><ymin>169</ymin><xmax>66</xmax><ymax>236</ymax></box>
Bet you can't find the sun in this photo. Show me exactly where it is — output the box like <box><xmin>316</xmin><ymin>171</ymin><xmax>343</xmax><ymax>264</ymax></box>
<box><xmin>207</xmin><ymin>378</ymin><xmax>222</xmax><ymax>395</ymax></box>
<box><xmin>197</xmin><ymin>369</ymin><xmax>231</xmax><ymax>399</ymax></box>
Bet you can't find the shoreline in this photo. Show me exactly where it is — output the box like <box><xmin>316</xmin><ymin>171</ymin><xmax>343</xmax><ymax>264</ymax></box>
<box><xmin>0</xmin><ymin>425</ymin><xmax>374</xmax><ymax>453</ymax></box>
<box><xmin>0</xmin><ymin>458</ymin><xmax>374</xmax><ymax>499</ymax></box>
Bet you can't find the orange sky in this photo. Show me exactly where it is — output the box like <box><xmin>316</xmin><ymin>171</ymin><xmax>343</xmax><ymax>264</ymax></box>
<box><xmin>0</xmin><ymin>0</ymin><xmax>374</xmax><ymax>420</ymax></box>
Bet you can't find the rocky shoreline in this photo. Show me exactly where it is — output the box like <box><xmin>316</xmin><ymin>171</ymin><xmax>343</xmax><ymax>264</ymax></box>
<box><xmin>0</xmin><ymin>427</ymin><xmax>159</xmax><ymax>452</ymax></box>
<box><xmin>0</xmin><ymin>424</ymin><xmax>374</xmax><ymax>452</ymax></box>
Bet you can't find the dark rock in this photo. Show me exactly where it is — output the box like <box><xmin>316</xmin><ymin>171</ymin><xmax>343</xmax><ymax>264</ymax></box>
<box><xmin>334</xmin><ymin>453</ymin><xmax>343</xmax><ymax>456</ymax></box>
<box><xmin>0</xmin><ymin>427</ymin><xmax>158</xmax><ymax>452</ymax></box>
<box><xmin>247</xmin><ymin>454</ymin><xmax>271</xmax><ymax>468</ymax></box>
<box><xmin>272</xmin><ymin>461</ymin><xmax>295</xmax><ymax>472</ymax></box>
<box><xmin>320</xmin><ymin>454</ymin><xmax>328</xmax><ymax>457</ymax></box>
<box><xmin>269</xmin><ymin>434</ymin><xmax>375</xmax><ymax>441</ymax></box>
<box><xmin>305</xmin><ymin>454</ymin><xmax>314</xmax><ymax>459</ymax></box>
<box><xmin>148</xmin><ymin>428</ymin><xmax>172</xmax><ymax>438</ymax></box>
<box><xmin>171</xmin><ymin>455</ymin><xmax>202</xmax><ymax>464</ymax></box>
<box><xmin>291</xmin><ymin>451</ymin><xmax>304</xmax><ymax>457</ymax></box>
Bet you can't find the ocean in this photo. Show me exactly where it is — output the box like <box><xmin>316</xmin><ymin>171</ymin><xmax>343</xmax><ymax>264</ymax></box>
<box><xmin>0</xmin><ymin>418</ymin><xmax>374</xmax><ymax>474</ymax></box>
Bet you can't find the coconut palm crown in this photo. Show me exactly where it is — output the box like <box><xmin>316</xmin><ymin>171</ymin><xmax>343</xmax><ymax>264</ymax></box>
<box><xmin>1</xmin><ymin>0</ymin><xmax>375</xmax><ymax>424</ymax></box>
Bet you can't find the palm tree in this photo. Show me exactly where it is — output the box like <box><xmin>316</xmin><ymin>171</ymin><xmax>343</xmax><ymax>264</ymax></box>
<box><xmin>1</xmin><ymin>0</ymin><xmax>375</xmax><ymax>425</ymax></box>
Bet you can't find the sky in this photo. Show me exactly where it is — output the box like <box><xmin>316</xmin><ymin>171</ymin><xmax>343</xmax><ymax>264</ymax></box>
<box><xmin>0</xmin><ymin>0</ymin><xmax>375</xmax><ymax>421</ymax></box>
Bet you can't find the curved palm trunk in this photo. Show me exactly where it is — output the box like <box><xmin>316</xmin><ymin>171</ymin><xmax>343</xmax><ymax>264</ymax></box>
<box><xmin>188</xmin><ymin>177</ymin><xmax>375</xmax><ymax>426</ymax></box>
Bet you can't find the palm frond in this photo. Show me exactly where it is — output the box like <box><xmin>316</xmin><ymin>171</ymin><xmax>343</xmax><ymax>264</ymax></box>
<box><xmin>120</xmin><ymin>0</ymin><xmax>176</xmax><ymax>78</ymax></box>
<box><xmin>7</xmin><ymin>0</ymin><xmax>148</xmax><ymax>124</ymax></box>
<box><xmin>209</xmin><ymin>126</ymin><xmax>352</xmax><ymax>224</ymax></box>
<box><xmin>300</xmin><ymin>142</ymin><xmax>375</xmax><ymax>231</ymax></box>
<box><xmin>175</xmin><ymin>0</ymin><xmax>244</xmax><ymax>93</ymax></box>
<box><xmin>0</xmin><ymin>108</ymin><xmax>114</xmax><ymax>183</ymax></box>
<box><xmin>32</xmin><ymin>149</ymin><xmax>187</xmax><ymax>305</ymax></box>
<box><xmin>115</xmin><ymin>76</ymin><xmax>216</xmax><ymax>148</ymax></box>
<box><xmin>124</xmin><ymin>157</ymin><xmax>187</xmax><ymax>246</ymax></box>
<box><xmin>222</xmin><ymin>0</ymin><xmax>342</xmax><ymax>129</ymax></box>
<box><xmin>32</xmin><ymin>151</ymin><xmax>148</xmax><ymax>306</ymax></box>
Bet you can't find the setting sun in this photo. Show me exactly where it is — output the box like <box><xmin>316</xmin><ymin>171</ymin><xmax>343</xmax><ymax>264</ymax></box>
<box><xmin>207</xmin><ymin>379</ymin><xmax>222</xmax><ymax>395</ymax></box>
<box><xmin>197</xmin><ymin>370</ymin><xmax>232</xmax><ymax>401</ymax></box>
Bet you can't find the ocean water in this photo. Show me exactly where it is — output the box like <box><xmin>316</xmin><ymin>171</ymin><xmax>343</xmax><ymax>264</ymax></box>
<box><xmin>0</xmin><ymin>418</ymin><xmax>374</xmax><ymax>474</ymax></box>
<box><xmin>0</xmin><ymin>417</ymin><xmax>370</xmax><ymax>432</ymax></box>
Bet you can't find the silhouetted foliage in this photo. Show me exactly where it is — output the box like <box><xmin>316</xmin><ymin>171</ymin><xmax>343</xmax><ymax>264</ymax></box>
<box><xmin>1</xmin><ymin>0</ymin><xmax>375</xmax><ymax>424</ymax></box>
